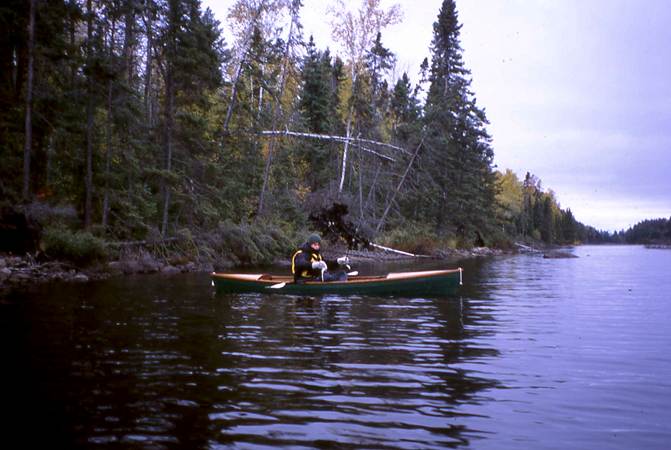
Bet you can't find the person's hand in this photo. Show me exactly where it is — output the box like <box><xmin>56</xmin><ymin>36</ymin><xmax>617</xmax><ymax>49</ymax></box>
<box><xmin>337</xmin><ymin>256</ymin><xmax>350</xmax><ymax>265</ymax></box>
<box><xmin>312</xmin><ymin>261</ymin><xmax>327</xmax><ymax>271</ymax></box>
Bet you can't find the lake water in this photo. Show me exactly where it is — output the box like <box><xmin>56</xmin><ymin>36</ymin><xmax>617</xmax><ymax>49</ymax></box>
<box><xmin>2</xmin><ymin>245</ymin><xmax>670</xmax><ymax>449</ymax></box>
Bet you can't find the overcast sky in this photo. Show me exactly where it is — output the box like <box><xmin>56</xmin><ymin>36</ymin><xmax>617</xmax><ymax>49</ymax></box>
<box><xmin>204</xmin><ymin>0</ymin><xmax>671</xmax><ymax>232</ymax></box>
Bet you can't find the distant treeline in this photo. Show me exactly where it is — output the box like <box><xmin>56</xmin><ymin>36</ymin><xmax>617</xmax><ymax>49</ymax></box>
<box><xmin>495</xmin><ymin>170</ymin><xmax>609</xmax><ymax>246</ymax></box>
<box><xmin>607</xmin><ymin>217</ymin><xmax>671</xmax><ymax>244</ymax></box>
<box><xmin>1</xmin><ymin>0</ymin><xmax>603</xmax><ymax>254</ymax></box>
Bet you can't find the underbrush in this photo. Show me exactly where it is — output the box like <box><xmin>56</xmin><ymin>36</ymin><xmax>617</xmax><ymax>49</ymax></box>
<box><xmin>43</xmin><ymin>227</ymin><xmax>108</xmax><ymax>266</ymax></box>
<box><xmin>379</xmin><ymin>223</ymin><xmax>458</xmax><ymax>255</ymax></box>
<box><xmin>201</xmin><ymin>220</ymin><xmax>295</xmax><ymax>266</ymax></box>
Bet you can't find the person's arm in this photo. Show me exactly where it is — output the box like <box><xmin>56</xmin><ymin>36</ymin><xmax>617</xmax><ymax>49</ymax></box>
<box><xmin>325</xmin><ymin>256</ymin><xmax>349</xmax><ymax>270</ymax></box>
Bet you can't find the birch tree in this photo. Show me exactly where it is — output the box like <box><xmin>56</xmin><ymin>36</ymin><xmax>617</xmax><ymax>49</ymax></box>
<box><xmin>328</xmin><ymin>0</ymin><xmax>401</xmax><ymax>193</ymax></box>
<box><xmin>256</xmin><ymin>0</ymin><xmax>302</xmax><ymax>216</ymax></box>
<box><xmin>224</xmin><ymin>0</ymin><xmax>289</xmax><ymax>132</ymax></box>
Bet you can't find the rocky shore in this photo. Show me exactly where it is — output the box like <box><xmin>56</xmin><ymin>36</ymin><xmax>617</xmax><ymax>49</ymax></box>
<box><xmin>1</xmin><ymin>255</ymin><xmax>94</xmax><ymax>292</ymax></box>
<box><xmin>0</xmin><ymin>253</ymin><xmax>215</xmax><ymax>295</ymax></box>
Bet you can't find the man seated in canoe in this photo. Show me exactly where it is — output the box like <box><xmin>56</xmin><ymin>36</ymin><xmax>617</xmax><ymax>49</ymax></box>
<box><xmin>292</xmin><ymin>233</ymin><xmax>350</xmax><ymax>283</ymax></box>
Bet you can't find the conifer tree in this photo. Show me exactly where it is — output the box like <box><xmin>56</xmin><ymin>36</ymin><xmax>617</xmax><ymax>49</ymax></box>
<box><xmin>390</xmin><ymin>72</ymin><xmax>420</xmax><ymax>142</ymax></box>
<box><xmin>156</xmin><ymin>0</ymin><xmax>225</xmax><ymax>234</ymax></box>
<box><xmin>419</xmin><ymin>0</ymin><xmax>496</xmax><ymax>242</ymax></box>
<box><xmin>297</xmin><ymin>38</ymin><xmax>342</xmax><ymax>192</ymax></box>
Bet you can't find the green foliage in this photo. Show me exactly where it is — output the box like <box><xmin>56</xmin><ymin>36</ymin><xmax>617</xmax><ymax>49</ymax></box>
<box><xmin>621</xmin><ymin>217</ymin><xmax>671</xmax><ymax>244</ymax></box>
<box><xmin>390</xmin><ymin>73</ymin><xmax>421</xmax><ymax>141</ymax></box>
<box><xmin>380</xmin><ymin>222</ymin><xmax>457</xmax><ymax>255</ymax></box>
<box><xmin>300</xmin><ymin>38</ymin><xmax>338</xmax><ymax>135</ymax></box>
<box><xmin>409</xmin><ymin>0</ymin><xmax>498</xmax><ymax>242</ymax></box>
<box><xmin>203</xmin><ymin>220</ymin><xmax>294</xmax><ymax>266</ymax></box>
<box><xmin>43</xmin><ymin>227</ymin><xmax>107</xmax><ymax>265</ymax></box>
<box><xmin>493</xmin><ymin>169</ymin><xmax>605</xmax><ymax>245</ymax></box>
<box><xmin>488</xmin><ymin>228</ymin><xmax>515</xmax><ymax>250</ymax></box>
<box><xmin>0</xmin><ymin>0</ymin><xmax>608</xmax><ymax>262</ymax></box>
<box><xmin>496</xmin><ymin>169</ymin><xmax>523</xmax><ymax>224</ymax></box>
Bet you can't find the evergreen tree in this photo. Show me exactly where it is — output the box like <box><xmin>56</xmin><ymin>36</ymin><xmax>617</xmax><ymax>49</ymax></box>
<box><xmin>297</xmin><ymin>37</ymin><xmax>339</xmax><ymax>192</ymax></box>
<box><xmin>299</xmin><ymin>37</ymin><xmax>332</xmax><ymax>134</ymax></box>
<box><xmin>390</xmin><ymin>73</ymin><xmax>420</xmax><ymax>141</ymax></box>
<box><xmin>156</xmin><ymin>0</ymin><xmax>225</xmax><ymax>233</ymax></box>
<box><xmin>540</xmin><ymin>194</ymin><xmax>555</xmax><ymax>243</ymax></box>
<box><xmin>364</xmin><ymin>31</ymin><xmax>394</xmax><ymax>137</ymax></box>
<box><xmin>560</xmin><ymin>208</ymin><xmax>577</xmax><ymax>243</ymax></box>
<box><xmin>419</xmin><ymin>0</ymin><xmax>496</xmax><ymax>242</ymax></box>
<box><xmin>623</xmin><ymin>217</ymin><xmax>671</xmax><ymax>244</ymax></box>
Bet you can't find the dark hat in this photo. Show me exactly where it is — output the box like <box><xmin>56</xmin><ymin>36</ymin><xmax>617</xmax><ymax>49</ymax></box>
<box><xmin>307</xmin><ymin>233</ymin><xmax>321</xmax><ymax>244</ymax></box>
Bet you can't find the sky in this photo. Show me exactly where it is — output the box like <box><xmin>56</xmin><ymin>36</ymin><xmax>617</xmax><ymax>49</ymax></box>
<box><xmin>203</xmin><ymin>0</ymin><xmax>671</xmax><ymax>232</ymax></box>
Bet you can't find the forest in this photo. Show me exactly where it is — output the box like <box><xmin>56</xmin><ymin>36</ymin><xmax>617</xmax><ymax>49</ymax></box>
<box><xmin>610</xmin><ymin>217</ymin><xmax>671</xmax><ymax>245</ymax></box>
<box><xmin>0</xmin><ymin>0</ymin><xmax>604</xmax><ymax>265</ymax></box>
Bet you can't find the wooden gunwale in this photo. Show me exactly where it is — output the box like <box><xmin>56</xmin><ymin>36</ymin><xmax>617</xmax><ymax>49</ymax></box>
<box><xmin>211</xmin><ymin>268</ymin><xmax>462</xmax><ymax>286</ymax></box>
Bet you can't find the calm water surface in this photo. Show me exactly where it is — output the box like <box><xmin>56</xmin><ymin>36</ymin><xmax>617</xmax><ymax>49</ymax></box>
<box><xmin>2</xmin><ymin>245</ymin><xmax>670</xmax><ymax>449</ymax></box>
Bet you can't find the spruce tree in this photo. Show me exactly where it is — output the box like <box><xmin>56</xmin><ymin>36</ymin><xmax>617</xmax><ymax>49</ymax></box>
<box><xmin>390</xmin><ymin>73</ymin><xmax>420</xmax><ymax>142</ymax></box>
<box><xmin>300</xmin><ymin>37</ymin><xmax>332</xmax><ymax>134</ymax></box>
<box><xmin>298</xmin><ymin>38</ymin><xmax>340</xmax><ymax>192</ymax></box>
<box><xmin>420</xmin><ymin>0</ymin><xmax>496</xmax><ymax>242</ymax></box>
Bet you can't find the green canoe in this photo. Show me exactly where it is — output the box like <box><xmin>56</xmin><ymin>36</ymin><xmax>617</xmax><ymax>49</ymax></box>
<box><xmin>211</xmin><ymin>268</ymin><xmax>463</xmax><ymax>296</ymax></box>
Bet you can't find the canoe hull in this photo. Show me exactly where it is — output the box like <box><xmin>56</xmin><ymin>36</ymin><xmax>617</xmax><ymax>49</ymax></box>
<box><xmin>211</xmin><ymin>269</ymin><xmax>463</xmax><ymax>296</ymax></box>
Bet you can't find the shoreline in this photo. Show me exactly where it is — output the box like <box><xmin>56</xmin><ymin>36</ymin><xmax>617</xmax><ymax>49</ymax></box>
<box><xmin>0</xmin><ymin>246</ymin><xmax>507</xmax><ymax>294</ymax></box>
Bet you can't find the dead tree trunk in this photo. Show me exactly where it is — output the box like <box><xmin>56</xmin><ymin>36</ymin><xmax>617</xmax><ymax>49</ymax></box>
<box><xmin>22</xmin><ymin>0</ymin><xmax>36</xmax><ymax>201</ymax></box>
<box><xmin>376</xmin><ymin>137</ymin><xmax>424</xmax><ymax>232</ymax></box>
<box><xmin>102</xmin><ymin>17</ymin><xmax>117</xmax><ymax>229</ymax></box>
<box><xmin>143</xmin><ymin>0</ymin><xmax>154</xmax><ymax>123</ymax></box>
<box><xmin>338</xmin><ymin>105</ymin><xmax>354</xmax><ymax>193</ymax></box>
<box><xmin>102</xmin><ymin>76</ymin><xmax>113</xmax><ymax>229</ymax></box>
<box><xmin>160</xmin><ymin>59</ymin><xmax>174</xmax><ymax>236</ymax></box>
<box><xmin>122</xmin><ymin>0</ymin><xmax>135</xmax><ymax>87</ymax></box>
<box><xmin>84</xmin><ymin>0</ymin><xmax>94</xmax><ymax>229</ymax></box>
<box><xmin>160</xmin><ymin>0</ymin><xmax>177</xmax><ymax>236</ymax></box>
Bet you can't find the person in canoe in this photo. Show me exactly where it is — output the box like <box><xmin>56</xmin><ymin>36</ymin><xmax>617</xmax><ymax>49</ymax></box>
<box><xmin>291</xmin><ymin>233</ymin><xmax>350</xmax><ymax>282</ymax></box>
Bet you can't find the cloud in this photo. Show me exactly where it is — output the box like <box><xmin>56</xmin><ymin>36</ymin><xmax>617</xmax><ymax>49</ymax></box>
<box><xmin>456</xmin><ymin>0</ymin><xmax>671</xmax><ymax>230</ymax></box>
<box><xmin>556</xmin><ymin>194</ymin><xmax>671</xmax><ymax>232</ymax></box>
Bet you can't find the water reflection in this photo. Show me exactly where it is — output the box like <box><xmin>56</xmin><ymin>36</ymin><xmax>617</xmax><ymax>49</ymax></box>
<box><xmin>5</xmin><ymin>247</ymin><xmax>671</xmax><ymax>448</ymax></box>
<box><xmin>209</xmin><ymin>261</ymin><xmax>500</xmax><ymax>448</ymax></box>
<box><xmin>4</xmin><ymin>260</ymin><xmax>502</xmax><ymax>448</ymax></box>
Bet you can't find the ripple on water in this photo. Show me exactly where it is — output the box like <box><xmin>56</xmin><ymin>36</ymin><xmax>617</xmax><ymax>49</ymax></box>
<box><xmin>6</xmin><ymin>247</ymin><xmax>671</xmax><ymax>449</ymax></box>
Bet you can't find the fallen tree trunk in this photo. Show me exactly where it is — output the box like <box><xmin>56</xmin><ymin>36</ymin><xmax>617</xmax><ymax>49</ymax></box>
<box><xmin>107</xmin><ymin>237</ymin><xmax>183</xmax><ymax>248</ymax></box>
<box><xmin>259</xmin><ymin>130</ymin><xmax>408</xmax><ymax>156</ymax></box>
<box><xmin>370</xmin><ymin>242</ymin><xmax>432</xmax><ymax>258</ymax></box>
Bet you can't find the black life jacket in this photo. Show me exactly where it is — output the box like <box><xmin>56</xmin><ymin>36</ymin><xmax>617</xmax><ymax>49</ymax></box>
<box><xmin>291</xmin><ymin>248</ymin><xmax>323</xmax><ymax>278</ymax></box>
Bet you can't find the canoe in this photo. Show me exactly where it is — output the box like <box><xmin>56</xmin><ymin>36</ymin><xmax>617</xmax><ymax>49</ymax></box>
<box><xmin>211</xmin><ymin>268</ymin><xmax>463</xmax><ymax>296</ymax></box>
